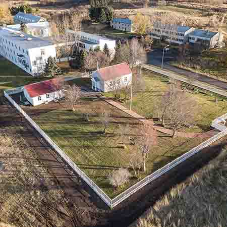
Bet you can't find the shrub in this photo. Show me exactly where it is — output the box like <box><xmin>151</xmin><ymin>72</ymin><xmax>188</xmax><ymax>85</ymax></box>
<box><xmin>109</xmin><ymin>168</ymin><xmax>131</xmax><ymax>188</ymax></box>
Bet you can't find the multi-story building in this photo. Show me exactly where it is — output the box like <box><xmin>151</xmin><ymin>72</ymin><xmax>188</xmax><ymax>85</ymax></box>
<box><xmin>150</xmin><ymin>23</ymin><xmax>223</xmax><ymax>48</ymax></box>
<box><xmin>66</xmin><ymin>30</ymin><xmax>116</xmax><ymax>58</ymax></box>
<box><xmin>150</xmin><ymin>23</ymin><xmax>194</xmax><ymax>45</ymax></box>
<box><xmin>188</xmin><ymin>29</ymin><xmax>223</xmax><ymax>48</ymax></box>
<box><xmin>110</xmin><ymin>18</ymin><xmax>133</xmax><ymax>32</ymax></box>
<box><xmin>0</xmin><ymin>27</ymin><xmax>56</xmax><ymax>76</ymax></box>
<box><xmin>6</xmin><ymin>22</ymin><xmax>51</xmax><ymax>38</ymax></box>
<box><xmin>14</xmin><ymin>12</ymin><xmax>46</xmax><ymax>24</ymax></box>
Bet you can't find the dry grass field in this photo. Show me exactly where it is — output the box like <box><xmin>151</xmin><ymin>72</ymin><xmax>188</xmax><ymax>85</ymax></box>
<box><xmin>132</xmin><ymin>145</ymin><xmax>227</xmax><ymax>227</ymax></box>
<box><xmin>0</xmin><ymin>127</ymin><xmax>74</xmax><ymax>226</ymax></box>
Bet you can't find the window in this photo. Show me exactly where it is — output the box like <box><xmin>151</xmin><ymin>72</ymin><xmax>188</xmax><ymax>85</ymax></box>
<box><xmin>38</xmin><ymin>96</ymin><xmax>41</xmax><ymax>101</ymax></box>
<box><xmin>46</xmin><ymin>94</ymin><xmax>50</xmax><ymax>98</ymax></box>
<box><xmin>41</xmin><ymin>49</ymin><xmax>45</xmax><ymax>55</ymax></box>
<box><xmin>33</xmin><ymin>60</ymin><xmax>37</xmax><ymax>66</ymax></box>
<box><xmin>124</xmin><ymin>77</ymin><xmax>127</xmax><ymax>82</ymax></box>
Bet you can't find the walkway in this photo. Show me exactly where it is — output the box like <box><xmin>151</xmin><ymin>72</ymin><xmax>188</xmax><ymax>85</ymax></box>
<box><xmin>105</xmin><ymin>99</ymin><xmax>217</xmax><ymax>139</ymax></box>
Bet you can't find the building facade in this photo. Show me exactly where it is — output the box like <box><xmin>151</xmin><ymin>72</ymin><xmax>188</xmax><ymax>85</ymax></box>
<box><xmin>150</xmin><ymin>23</ymin><xmax>194</xmax><ymax>45</ymax></box>
<box><xmin>188</xmin><ymin>29</ymin><xmax>223</xmax><ymax>48</ymax></box>
<box><xmin>110</xmin><ymin>18</ymin><xmax>133</xmax><ymax>32</ymax></box>
<box><xmin>14</xmin><ymin>12</ymin><xmax>46</xmax><ymax>24</ymax></box>
<box><xmin>23</xmin><ymin>79</ymin><xmax>64</xmax><ymax>106</ymax></box>
<box><xmin>66</xmin><ymin>30</ymin><xmax>116</xmax><ymax>58</ymax></box>
<box><xmin>0</xmin><ymin>27</ymin><xmax>56</xmax><ymax>76</ymax></box>
<box><xmin>7</xmin><ymin>22</ymin><xmax>51</xmax><ymax>38</ymax></box>
<box><xmin>91</xmin><ymin>62</ymin><xmax>132</xmax><ymax>92</ymax></box>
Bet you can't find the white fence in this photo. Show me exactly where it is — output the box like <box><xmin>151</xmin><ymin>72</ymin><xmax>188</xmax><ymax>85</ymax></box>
<box><xmin>4</xmin><ymin>89</ymin><xmax>227</xmax><ymax>208</ymax></box>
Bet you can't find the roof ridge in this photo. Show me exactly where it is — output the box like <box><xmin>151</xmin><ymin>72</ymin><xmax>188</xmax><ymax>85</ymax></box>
<box><xmin>97</xmin><ymin>62</ymin><xmax>127</xmax><ymax>71</ymax></box>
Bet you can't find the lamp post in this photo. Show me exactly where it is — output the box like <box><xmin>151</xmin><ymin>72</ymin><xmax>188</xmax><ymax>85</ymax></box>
<box><xmin>161</xmin><ymin>45</ymin><xmax>170</xmax><ymax>69</ymax></box>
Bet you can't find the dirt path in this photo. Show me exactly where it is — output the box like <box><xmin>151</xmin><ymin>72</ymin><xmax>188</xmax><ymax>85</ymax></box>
<box><xmin>105</xmin><ymin>99</ymin><xmax>217</xmax><ymax>139</ymax></box>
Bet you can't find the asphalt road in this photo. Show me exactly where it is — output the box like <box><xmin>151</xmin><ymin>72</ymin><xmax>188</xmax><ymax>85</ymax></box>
<box><xmin>146</xmin><ymin>49</ymin><xmax>227</xmax><ymax>91</ymax></box>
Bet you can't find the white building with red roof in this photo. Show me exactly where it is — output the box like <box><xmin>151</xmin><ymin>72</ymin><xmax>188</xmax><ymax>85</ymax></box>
<box><xmin>91</xmin><ymin>63</ymin><xmax>132</xmax><ymax>92</ymax></box>
<box><xmin>23</xmin><ymin>79</ymin><xmax>64</xmax><ymax>106</ymax></box>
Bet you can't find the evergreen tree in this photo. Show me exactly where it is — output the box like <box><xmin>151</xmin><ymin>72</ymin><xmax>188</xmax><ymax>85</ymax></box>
<box><xmin>103</xmin><ymin>43</ymin><xmax>110</xmax><ymax>57</ymax></box>
<box><xmin>99</xmin><ymin>8</ymin><xmax>107</xmax><ymax>23</ymax></box>
<box><xmin>44</xmin><ymin>57</ymin><xmax>61</xmax><ymax>77</ymax></box>
<box><xmin>105</xmin><ymin>7</ymin><xmax>113</xmax><ymax>22</ymax></box>
<box><xmin>79</xmin><ymin>50</ymin><xmax>87</xmax><ymax>69</ymax></box>
<box><xmin>20</xmin><ymin>23</ymin><xmax>27</xmax><ymax>33</ymax></box>
<box><xmin>94</xmin><ymin>46</ymin><xmax>101</xmax><ymax>52</ymax></box>
<box><xmin>116</xmin><ymin>40</ymin><xmax>122</xmax><ymax>50</ymax></box>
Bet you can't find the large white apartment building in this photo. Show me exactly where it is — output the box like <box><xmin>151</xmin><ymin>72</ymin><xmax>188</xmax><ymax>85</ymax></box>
<box><xmin>6</xmin><ymin>22</ymin><xmax>51</xmax><ymax>38</ymax></box>
<box><xmin>66</xmin><ymin>30</ymin><xmax>116</xmax><ymax>58</ymax></box>
<box><xmin>150</xmin><ymin>23</ymin><xmax>194</xmax><ymax>45</ymax></box>
<box><xmin>0</xmin><ymin>27</ymin><xmax>56</xmax><ymax>76</ymax></box>
<box><xmin>14</xmin><ymin>12</ymin><xmax>46</xmax><ymax>24</ymax></box>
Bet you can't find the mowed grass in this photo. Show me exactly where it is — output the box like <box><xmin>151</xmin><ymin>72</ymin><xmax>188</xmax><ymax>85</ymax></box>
<box><xmin>106</xmin><ymin>72</ymin><xmax>227</xmax><ymax>133</ymax></box>
<box><xmin>30</xmin><ymin>98</ymin><xmax>205</xmax><ymax>198</ymax></box>
<box><xmin>0</xmin><ymin>59</ymin><xmax>43</xmax><ymax>95</ymax></box>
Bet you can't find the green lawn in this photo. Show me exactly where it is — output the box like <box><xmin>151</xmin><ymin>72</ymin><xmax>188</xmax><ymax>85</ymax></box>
<box><xmin>30</xmin><ymin>98</ymin><xmax>205</xmax><ymax>198</ymax></box>
<box><xmin>171</xmin><ymin>47</ymin><xmax>227</xmax><ymax>81</ymax></box>
<box><xmin>105</xmin><ymin>72</ymin><xmax>227</xmax><ymax>133</ymax></box>
<box><xmin>82</xmin><ymin>22</ymin><xmax>136</xmax><ymax>39</ymax></box>
<box><xmin>0</xmin><ymin>59</ymin><xmax>43</xmax><ymax>95</ymax></box>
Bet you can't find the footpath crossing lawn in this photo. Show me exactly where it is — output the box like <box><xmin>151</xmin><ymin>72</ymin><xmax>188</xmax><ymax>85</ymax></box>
<box><xmin>30</xmin><ymin>98</ymin><xmax>206</xmax><ymax>198</ymax></box>
<box><xmin>106</xmin><ymin>72</ymin><xmax>227</xmax><ymax>133</ymax></box>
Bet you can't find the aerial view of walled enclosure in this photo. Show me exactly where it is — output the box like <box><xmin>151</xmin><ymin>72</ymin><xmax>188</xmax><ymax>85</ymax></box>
<box><xmin>9</xmin><ymin>70</ymin><xmax>227</xmax><ymax>199</ymax></box>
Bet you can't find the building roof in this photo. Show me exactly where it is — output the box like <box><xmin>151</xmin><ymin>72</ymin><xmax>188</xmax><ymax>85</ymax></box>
<box><xmin>153</xmin><ymin>22</ymin><xmax>191</xmax><ymax>33</ymax></box>
<box><xmin>24</xmin><ymin>79</ymin><xmax>61</xmax><ymax>98</ymax></box>
<box><xmin>95</xmin><ymin>63</ymin><xmax>131</xmax><ymax>81</ymax></box>
<box><xmin>66</xmin><ymin>30</ymin><xmax>115</xmax><ymax>42</ymax></box>
<box><xmin>7</xmin><ymin>22</ymin><xmax>49</xmax><ymax>30</ymax></box>
<box><xmin>177</xmin><ymin>25</ymin><xmax>191</xmax><ymax>33</ymax></box>
<box><xmin>14</xmin><ymin>12</ymin><xmax>42</xmax><ymax>23</ymax></box>
<box><xmin>0</xmin><ymin>27</ymin><xmax>54</xmax><ymax>49</ymax></box>
<box><xmin>189</xmin><ymin>29</ymin><xmax>218</xmax><ymax>39</ymax></box>
<box><xmin>112</xmin><ymin>18</ymin><xmax>132</xmax><ymax>25</ymax></box>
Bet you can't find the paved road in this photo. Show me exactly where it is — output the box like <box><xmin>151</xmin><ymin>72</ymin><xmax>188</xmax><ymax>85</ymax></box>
<box><xmin>146</xmin><ymin>49</ymin><xmax>227</xmax><ymax>91</ymax></box>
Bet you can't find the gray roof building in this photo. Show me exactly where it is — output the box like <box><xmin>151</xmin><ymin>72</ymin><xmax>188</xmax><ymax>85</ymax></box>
<box><xmin>0</xmin><ymin>27</ymin><xmax>53</xmax><ymax>49</ymax></box>
<box><xmin>14</xmin><ymin>12</ymin><xmax>46</xmax><ymax>24</ymax></box>
<box><xmin>189</xmin><ymin>29</ymin><xmax>218</xmax><ymax>39</ymax></box>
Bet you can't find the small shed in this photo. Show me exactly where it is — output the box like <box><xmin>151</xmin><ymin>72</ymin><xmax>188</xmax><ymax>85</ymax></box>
<box><xmin>91</xmin><ymin>63</ymin><xmax>132</xmax><ymax>92</ymax></box>
<box><xmin>23</xmin><ymin>79</ymin><xmax>64</xmax><ymax>106</ymax></box>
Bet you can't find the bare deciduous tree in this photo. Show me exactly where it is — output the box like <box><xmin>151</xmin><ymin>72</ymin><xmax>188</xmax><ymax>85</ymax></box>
<box><xmin>64</xmin><ymin>84</ymin><xmax>81</xmax><ymax>111</ymax></box>
<box><xmin>99</xmin><ymin>110</ymin><xmax>110</xmax><ymax>134</ymax></box>
<box><xmin>156</xmin><ymin>86</ymin><xmax>198</xmax><ymax>137</ymax></box>
<box><xmin>128</xmin><ymin>149</ymin><xmax>143</xmax><ymax>177</ymax></box>
<box><xmin>84</xmin><ymin>51</ymin><xmax>97</xmax><ymax>72</ymax></box>
<box><xmin>137</xmin><ymin>123</ymin><xmax>157</xmax><ymax>172</ymax></box>
<box><xmin>108</xmin><ymin>168</ymin><xmax>131</xmax><ymax>188</ymax></box>
<box><xmin>118</xmin><ymin>124</ymin><xmax>131</xmax><ymax>146</ymax></box>
<box><xmin>130</xmin><ymin>38</ymin><xmax>147</xmax><ymax>68</ymax></box>
<box><xmin>95</xmin><ymin>51</ymin><xmax>110</xmax><ymax>68</ymax></box>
